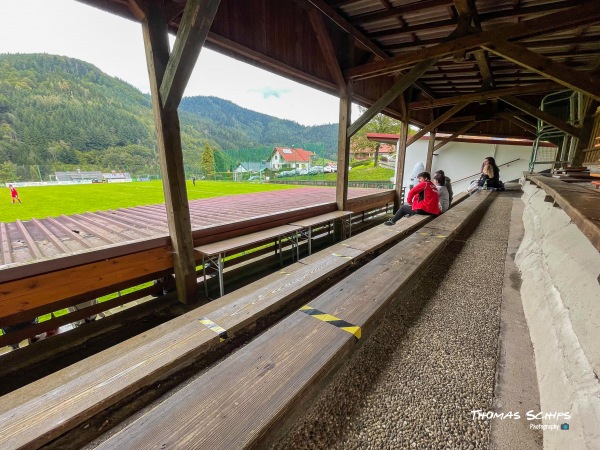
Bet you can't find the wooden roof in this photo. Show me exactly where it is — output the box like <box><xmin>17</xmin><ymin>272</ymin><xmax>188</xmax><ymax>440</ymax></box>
<box><xmin>78</xmin><ymin>0</ymin><xmax>600</xmax><ymax>138</ymax></box>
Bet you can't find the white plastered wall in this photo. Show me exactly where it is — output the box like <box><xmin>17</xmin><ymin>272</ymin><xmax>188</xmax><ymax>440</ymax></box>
<box><xmin>398</xmin><ymin>137</ymin><xmax>555</xmax><ymax>195</ymax></box>
<box><xmin>515</xmin><ymin>182</ymin><xmax>600</xmax><ymax>449</ymax></box>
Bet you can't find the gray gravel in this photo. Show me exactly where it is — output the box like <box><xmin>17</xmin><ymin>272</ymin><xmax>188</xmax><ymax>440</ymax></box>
<box><xmin>272</xmin><ymin>195</ymin><xmax>512</xmax><ymax>450</ymax></box>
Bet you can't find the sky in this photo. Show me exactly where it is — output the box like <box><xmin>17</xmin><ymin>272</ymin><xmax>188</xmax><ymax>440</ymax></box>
<box><xmin>0</xmin><ymin>0</ymin><xmax>345</xmax><ymax>126</ymax></box>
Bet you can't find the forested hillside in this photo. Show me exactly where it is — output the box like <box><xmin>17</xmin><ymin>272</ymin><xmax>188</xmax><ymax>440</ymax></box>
<box><xmin>0</xmin><ymin>54</ymin><xmax>337</xmax><ymax>182</ymax></box>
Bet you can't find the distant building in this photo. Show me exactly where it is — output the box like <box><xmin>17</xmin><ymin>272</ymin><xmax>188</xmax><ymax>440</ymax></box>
<box><xmin>269</xmin><ymin>147</ymin><xmax>314</xmax><ymax>171</ymax></box>
<box><xmin>233</xmin><ymin>161</ymin><xmax>271</xmax><ymax>173</ymax></box>
<box><xmin>350</xmin><ymin>142</ymin><xmax>395</xmax><ymax>160</ymax></box>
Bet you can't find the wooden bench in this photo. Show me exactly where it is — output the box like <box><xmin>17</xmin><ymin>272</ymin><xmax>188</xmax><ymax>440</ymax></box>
<box><xmin>289</xmin><ymin>210</ymin><xmax>353</xmax><ymax>255</ymax></box>
<box><xmin>195</xmin><ymin>224</ymin><xmax>303</xmax><ymax>298</ymax></box>
<box><xmin>90</xmin><ymin>191</ymin><xmax>493</xmax><ymax>450</ymax></box>
<box><xmin>0</xmin><ymin>200</ymin><xmax>456</xmax><ymax>450</ymax></box>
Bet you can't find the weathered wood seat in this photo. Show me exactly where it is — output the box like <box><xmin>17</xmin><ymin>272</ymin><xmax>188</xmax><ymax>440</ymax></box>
<box><xmin>90</xmin><ymin>191</ymin><xmax>492</xmax><ymax>450</ymax></box>
<box><xmin>195</xmin><ymin>224</ymin><xmax>304</xmax><ymax>297</ymax></box>
<box><xmin>0</xmin><ymin>198</ymin><xmax>459</xmax><ymax>450</ymax></box>
<box><xmin>289</xmin><ymin>210</ymin><xmax>353</xmax><ymax>255</ymax></box>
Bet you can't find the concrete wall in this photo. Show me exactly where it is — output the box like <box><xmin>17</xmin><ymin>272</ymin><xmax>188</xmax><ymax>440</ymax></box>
<box><xmin>515</xmin><ymin>182</ymin><xmax>600</xmax><ymax>449</ymax></box>
<box><xmin>399</xmin><ymin>138</ymin><xmax>555</xmax><ymax>195</ymax></box>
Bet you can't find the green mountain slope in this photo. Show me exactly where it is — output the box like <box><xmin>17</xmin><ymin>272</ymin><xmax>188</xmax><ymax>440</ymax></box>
<box><xmin>0</xmin><ymin>53</ymin><xmax>337</xmax><ymax>181</ymax></box>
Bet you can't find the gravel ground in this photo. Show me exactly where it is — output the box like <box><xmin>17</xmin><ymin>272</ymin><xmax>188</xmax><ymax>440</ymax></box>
<box><xmin>272</xmin><ymin>194</ymin><xmax>512</xmax><ymax>450</ymax></box>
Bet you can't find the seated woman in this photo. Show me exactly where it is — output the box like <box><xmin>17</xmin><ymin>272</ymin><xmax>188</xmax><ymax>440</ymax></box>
<box><xmin>478</xmin><ymin>156</ymin><xmax>500</xmax><ymax>189</ymax></box>
<box><xmin>435</xmin><ymin>169</ymin><xmax>453</xmax><ymax>204</ymax></box>
<box><xmin>385</xmin><ymin>171</ymin><xmax>440</xmax><ymax>225</ymax></box>
<box><xmin>434</xmin><ymin>173</ymin><xmax>450</xmax><ymax>213</ymax></box>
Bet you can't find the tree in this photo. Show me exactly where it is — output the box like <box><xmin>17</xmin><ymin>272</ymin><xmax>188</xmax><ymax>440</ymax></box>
<box><xmin>201</xmin><ymin>142</ymin><xmax>215</xmax><ymax>177</ymax></box>
<box><xmin>351</xmin><ymin>108</ymin><xmax>401</xmax><ymax>167</ymax></box>
<box><xmin>0</xmin><ymin>162</ymin><xmax>18</xmax><ymax>183</ymax></box>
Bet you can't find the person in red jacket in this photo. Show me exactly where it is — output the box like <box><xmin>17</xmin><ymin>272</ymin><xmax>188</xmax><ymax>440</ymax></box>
<box><xmin>8</xmin><ymin>184</ymin><xmax>21</xmax><ymax>204</ymax></box>
<box><xmin>385</xmin><ymin>171</ymin><xmax>440</xmax><ymax>225</ymax></box>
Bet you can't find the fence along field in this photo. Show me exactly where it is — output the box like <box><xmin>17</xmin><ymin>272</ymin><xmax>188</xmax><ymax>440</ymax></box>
<box><xmin>0</xmin><ymin>180</ymin><xmax>298</xmax><ymax>223</ymax></box>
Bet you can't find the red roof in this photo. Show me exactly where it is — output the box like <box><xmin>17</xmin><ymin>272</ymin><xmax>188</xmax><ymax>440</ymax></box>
<box><xmin>273</xmin><ymin>147</ymin><xmax>314</xmax><ymax>163</ymax></box>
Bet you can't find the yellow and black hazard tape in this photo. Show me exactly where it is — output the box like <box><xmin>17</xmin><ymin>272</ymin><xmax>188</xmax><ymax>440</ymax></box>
<box><xmin>418</xmin><ymin>231</ymin><xmax>447</xmax><ymax>238</ymax></box>
<box><xmin>299</xmin><ymin>305</ymin><xmax>361</xmax><ymax>339</ymax></box>
<box><xmin>199</xmin><ymin>317</ymin><xmax>228</xmax><ymax>341</ymax></box>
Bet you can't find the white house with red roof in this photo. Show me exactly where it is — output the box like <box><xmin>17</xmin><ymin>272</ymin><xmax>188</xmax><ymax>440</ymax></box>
<box><xmin>269</xmin><ymin>147</ymin><xmax>315</xmax><ymax>171</ymax></box>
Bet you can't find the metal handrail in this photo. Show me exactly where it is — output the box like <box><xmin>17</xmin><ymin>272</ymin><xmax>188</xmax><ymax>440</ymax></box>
<box><xmin>452</xmin><ymin>158</ymin><xmax>521</xmax><ymax>184</ymax></box>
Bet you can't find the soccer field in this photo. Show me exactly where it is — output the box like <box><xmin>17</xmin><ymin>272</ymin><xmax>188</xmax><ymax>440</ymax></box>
<box><xmin>0</xmin><ymin>180</ymin><xmax>299</xmax><ymax>223</ymax></box>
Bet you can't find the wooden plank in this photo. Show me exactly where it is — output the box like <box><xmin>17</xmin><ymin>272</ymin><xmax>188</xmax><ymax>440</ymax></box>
<box><xmin>0</xmin><ymin>247</ymin><xmax>173</xmax><ymax>327</ymax></box>
<box><xmin>527</xmin><ymin>175</ymin><xmax>600</xmax><ymax>251</ymax></box>
<box><xmin>143</xmin><ymin>2</ymin><xmax>198</xmax><ymax>304</ymax></box>
<box><xmin>0</xmin><ymin>222</ymin><xmax>12</xmax><ymax>265</ymax></box>
<box><xmin>14</xmin><ymin>220</ymin><xmax>44</xmax><ymax>260</ymax></box>
<box><xmin>346</xmin><ymin>3</ymin><xmax>600</xmax><ymax>80</ymax></box>
<box><xmin>288</xmin><ymin>210</ymin><xmax>352</xmax><ymax>228</ymax></box>
<box><xmin>482</xmin><ymin>40</ymin><xmax>600</xmax><ymax>103</ymax></box>
<box><xmin>93</xmin><ymin>192</ymin><xmax>493</xmax><ymax>450</ymax></box>
<box><xmin>160</xmin><ymin>0</ymin><xmax>221</xmax><ymax>111</ymax></box>
<box><xmin>194</xmin><ymin>224</ymin><xmax>302</xmax><ymax>256</ymax></box>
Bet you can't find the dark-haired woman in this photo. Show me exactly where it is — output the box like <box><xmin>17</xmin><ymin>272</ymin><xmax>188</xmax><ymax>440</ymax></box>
<box><xmin>478</xmin><ymin>157</ymin><xmax>500</xmax><ymax>189</ymax></box>
<box><xmin>385</xmin><ymin>171</ymin><xmax>440</xmax><ymax>225</ymax></box>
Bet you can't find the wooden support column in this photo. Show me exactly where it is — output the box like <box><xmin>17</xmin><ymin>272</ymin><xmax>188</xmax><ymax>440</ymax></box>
<box><xmin>425</xmin><ymin>130</ymin><xmax>436</xmax><ymax>173</ymax></box>
<box><xmin>394</xmin><ymin>120</ymin><xmax>409</xmax><ymax>210</ymax></box>
<box><xmin>572</xmin><ymin>99</ymin><xmax>599</xmax><ymax>166</ymax></box>
<box><xmin>336</xmin><ymin>82</ymin><xmax>352</xmax><ymax>211</ymax></box>
<box><xmin>142</xmin><ymin>1</ymin><xmax>198</xmax><ymax>304</ymax></box>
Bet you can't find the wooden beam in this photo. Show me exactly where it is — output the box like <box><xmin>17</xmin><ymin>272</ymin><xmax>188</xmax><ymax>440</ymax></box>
<box><xmin>206</xmin><ymin>33</ymin><xmax>338</xmax><ymax>94</ymax></box>
<box><xmin>354</xmin><ymin>0</ymin><xmax>450</xmax><ymax>24</ymax></box>
<box><xmin>308</xmin><ymin>8</ymin><xmax>345</xmax><ymax>93</ymax></box>
<box><xmin>160</xmin><ymin>0</ymin><xmax>221</xmax><ymax>111</ymax></box>
<box><xmin>306</xmin><ymin>0</ymin><xmax>388</xmax><ymax>59</ymax></box>
<box><xmin>433</xmin><ymin>122</ymin><xmax>477</xmax><ymax>151</ymax></box>
<box><xmin>394</xmin><ymin>120</ymin><xmax>409</xmax><ymax>209</ymax></box>
<box><xmin>408</xmin><ymin>82</ymin><xmax>558</xmax><ymax>110</ymax></box>
<box><xmin>425</xmin><ymin>130</ymin><xmax>436</xmax><ymax>173</ymax></box>
<box><xmin>348</xmin><ymin>58</ymin><xmax>438</xmax><ymax>137</ymax></box>
<box><xmin>336</xmin><ymin>82</ymin><xmax>352</xmax><ymax>211</ymax></box>
<box><xmin>501</xmin><ymin>96</ymin><xmax>581</xmax><ymax>138</ymax></box>
<box><xmin>143</xmin><ymin>1</ymin><xmax>198</xmax><ymax>304</ymax></box>
<box><xmin>573</xmin><ymin>100</ymin><xmax>599</xmax><ymax>166</ymax></box>
<box><xmin>496</xmin><ymin>112</ymin><xmax>537</xmax><ymax>135</ymax></box>
<box><xmin>408</xmin><ymin>101</ymin><xmax>470</xmax><ymax>145</ymax></box>
<box><xmin>482</xmin><ymin>40</ymin><xmax>600</xmax><ymax>103</ymax></box>
<box><xmin>453</xmin><ymin>0</ymin><xmax>495</xmax><ymax>88</ymax></box>
<box><xmin>347</xmin><ymin>3</ymin><xmax>600</xmax><ymax>80</ymax></box>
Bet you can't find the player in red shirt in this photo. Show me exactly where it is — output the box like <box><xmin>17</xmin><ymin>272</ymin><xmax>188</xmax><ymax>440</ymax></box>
<box><xmin>8</xmin><ymin>184</ymin><xmax>22</xmax><ymax>204</ymax></box>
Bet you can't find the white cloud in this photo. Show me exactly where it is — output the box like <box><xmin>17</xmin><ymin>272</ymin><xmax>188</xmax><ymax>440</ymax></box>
<box><xmin>0</xmin><ymin>0</ymin><xmax>345</xmax><ymax>126</ymax></box>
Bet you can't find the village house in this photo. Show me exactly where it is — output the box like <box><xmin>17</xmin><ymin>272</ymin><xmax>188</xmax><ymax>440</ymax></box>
<box><xmin>268</xmin><ymin>147</ymin><xmax>314</xmax><ymax>171</ymax></box>
<box><xmin>350</xmin><ymin>142</ymin><xmax>395</xmax><ymax>160</ymax></box>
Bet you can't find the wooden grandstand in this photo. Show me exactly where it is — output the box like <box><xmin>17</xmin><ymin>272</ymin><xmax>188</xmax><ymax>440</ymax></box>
<box><xmin>2</xmin><ymin>0</ymin><xmax>600</xmax><ymax>448</ymax></box>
